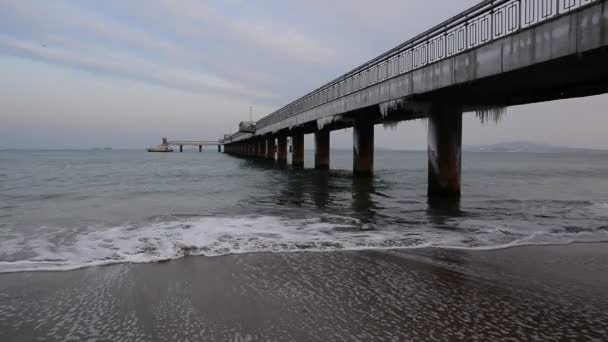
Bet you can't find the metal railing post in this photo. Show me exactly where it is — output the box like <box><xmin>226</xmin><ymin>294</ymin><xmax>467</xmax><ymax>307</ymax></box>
<box><xmin>519</xmin><ymin>0</ymin><xmax>523</xmax><ymax>29</ymax></box>
<box><xmin>490</xmin><ymin>1</ymin><xmax>494</xmax><ymax>39</ymax></box>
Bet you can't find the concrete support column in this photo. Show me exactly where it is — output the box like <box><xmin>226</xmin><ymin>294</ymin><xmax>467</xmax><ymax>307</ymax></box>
<box><xmin>199</xmin><ymin>145</ymin><xmax>202</xmax><ymax>152</ymax></box>
<box><xmin>353</xmin><ymin>117</ymin><xmax>374</xmax><ymax>177</ymax></box>
<box><xmin>218</xmin><ymin>145</ymin><xmax>221</xmax><ymax>153</ymax></box>
<box><xmin>292</xmin><ymin>132</ymin><xmax>304</xmax><ymax>167</ymax></box>
<box><xmin>180</xmin><ymin>145</ymin><xmax>183</xmax><ymax>153</ymax></box>
<box><xmin>277</xmin><ymin>135</ymin><xmax>288</xmax><ymax>164</ymax></box>
<box><xmin>427</xmin><ymin>106</ymin><xmax>462</xmax><ymax>198</ymax></box>
<box><xmin>266</xmin><ymin>137</ymin><xmax>275</xmax><ymax>160</ymax></box>
<box><xmin>258</xmin><ymin>140</ymin><xmax>264</xmax><ymax>158</ymax></box>
<box><xmin>314</xmin><ymin>129</ymin><xmax>330</xmax><ymax>170</ymax></box>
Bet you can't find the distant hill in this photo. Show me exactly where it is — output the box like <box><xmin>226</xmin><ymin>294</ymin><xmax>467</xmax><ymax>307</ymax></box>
<box><xmin>464</xmin><ymin>141</ymin><xmax>604</xmax><ymax>153</ymax></box>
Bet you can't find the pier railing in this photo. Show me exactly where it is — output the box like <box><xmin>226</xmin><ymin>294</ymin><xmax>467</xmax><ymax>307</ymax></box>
<box><xmin>254</xmin><ymin>0</ymin><xmax>599</xmax><ymax>131</ymax></box>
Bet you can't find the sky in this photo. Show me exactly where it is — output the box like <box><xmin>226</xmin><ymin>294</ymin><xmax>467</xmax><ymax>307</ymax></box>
<box><xmin>1</xmin><ymin>0</ymin><xmax>607</xmax><ymax>150</ymax></box>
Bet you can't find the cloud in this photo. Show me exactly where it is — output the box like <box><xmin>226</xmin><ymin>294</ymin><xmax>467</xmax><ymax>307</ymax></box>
<box><xmin>0</xmin><ymin>1</ymin><xmax>178</xmax><ymax>53</ymax></box>
<box><xmin>0</xmin><ymin>34</ymin><xmax>275</xmax><ymax>100</ymax></box>
<box><xmin>150</xmin><ymin>0</ymin><xmax>337</xmax><ymax>66</ymax></box>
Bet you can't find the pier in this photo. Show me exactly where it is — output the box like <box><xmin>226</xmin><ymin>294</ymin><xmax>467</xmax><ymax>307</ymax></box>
<box><xmin>220</xmin><ymin>0</ymin><xmax>608</xmax><ymax>198</ymax></box>
<box><xmin>148</xmin><ymin>138</ymin><xmax>222</xmax><ymax>153</ymax></box>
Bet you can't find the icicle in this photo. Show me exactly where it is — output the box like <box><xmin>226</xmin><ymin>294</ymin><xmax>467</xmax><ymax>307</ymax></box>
<box><xmin>475</xmin><ymin>107</ymin><xmax>507</xmax><ymax>124</ymax></box>
<box><xmin>317</xmin><ymin>115</ymin><xmax>342</xmax><ymax>130</ymax></box>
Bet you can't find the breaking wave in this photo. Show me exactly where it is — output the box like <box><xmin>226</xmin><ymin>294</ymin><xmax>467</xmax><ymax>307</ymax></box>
<box><xmin>1</xmin><ymin>213</ymin><xmax>608</xmax><ymax>274</ymax></box>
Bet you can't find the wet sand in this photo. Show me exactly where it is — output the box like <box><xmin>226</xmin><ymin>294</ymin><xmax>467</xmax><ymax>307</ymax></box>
<box><xmin>1</xmin><ymin>243</ymin><xmax>607</xmax><ymax>341</ymax></box>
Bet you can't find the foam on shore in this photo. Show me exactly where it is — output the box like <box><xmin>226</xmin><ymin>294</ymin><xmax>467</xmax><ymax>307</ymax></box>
<box><xmin>1</xmin><ymin>213</ymin><xmax>608</xmax><ymax>273</ymax></box>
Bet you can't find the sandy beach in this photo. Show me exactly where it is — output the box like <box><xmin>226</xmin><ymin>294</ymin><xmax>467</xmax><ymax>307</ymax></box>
<box><xmin>1</xmin><ymin>243</ymin><xmax>607</xmax><ymax>341</ymax></box>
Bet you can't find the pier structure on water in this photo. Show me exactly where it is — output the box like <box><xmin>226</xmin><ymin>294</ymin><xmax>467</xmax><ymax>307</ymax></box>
<box><xmin>219</xmin><ymin>0</ymin><xmax>608</xmax><ymax>198</ymax></box>
<box><xmin>148</xmin><ymin>137</ymin><xmax>223</xmax><ymax>153</ymax></box>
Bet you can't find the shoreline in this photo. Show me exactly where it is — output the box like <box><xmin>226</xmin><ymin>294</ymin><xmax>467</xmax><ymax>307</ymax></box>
<box><xmin>1</xmin><ymin>242</ymin><xmax>607</xmax><ymax>341</ymax></box>
<box><xmin>2</xmin><ymin>240</ymin><xmax>608</xmax><ymax>275</ymax></box>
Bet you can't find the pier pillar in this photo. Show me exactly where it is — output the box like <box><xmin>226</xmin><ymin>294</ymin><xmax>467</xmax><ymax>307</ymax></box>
<box><xmin>266</xmin><ymin>137</ymin><xmax>275</xmax><ymax>160</ymax></box>
<box><xmin>199</xmin><ymin>145</ymin><xmax>202</xmax><ymax>152</ymax></box>
<box><xmin>180</xmin><ymin>145</ymin><xmax>183</xmax><ymax>153</ymax></box>
<box><xmin>427</xmin><ymin>106</ymin><xmax>462</xmax><ymax>198</ymax></box>
<box><xmin>353</xmin><ymin>117</ymin><xmax>374</xmax><ymax>177</ymax></box>
<box><xmin>277</xmin><ymin>135</ymin><xmax>288</xmax><ymax>164</ymax></box>
<box><xmin>218</xmin><ymin>145</ymin><xmax>221</xmax><ymax>153</ymax></box>
<box><xmin>314</xmin><ymin>129</ymin><xmax>330</xmax><ymax>170</ymax></box>
<box><xmin>292</xmin><ymin>132</ymin><xmax>304</xmax><ymax>167</ymax></box>
<box><xmin>258</xmin><ymin>140</ymin><xmax>264</xmax><ymax>158</ymax></box>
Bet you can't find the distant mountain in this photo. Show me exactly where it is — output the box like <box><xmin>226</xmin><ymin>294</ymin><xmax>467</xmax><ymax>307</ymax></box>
<box><xmin>464</xmin><ymin>141</ymin><xmax>603</xmax><ymax>153</ymax></box>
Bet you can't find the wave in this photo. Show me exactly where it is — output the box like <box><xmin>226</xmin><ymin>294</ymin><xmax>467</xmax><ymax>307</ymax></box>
<box><xmin>1</xmin><ymin>215</ymin><xmax>608</xmax><ymax>274</ymax></box>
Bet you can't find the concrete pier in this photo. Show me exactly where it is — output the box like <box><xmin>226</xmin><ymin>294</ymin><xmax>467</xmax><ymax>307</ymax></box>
<box><xmin>427</xmin><ymin>106</ymin><xmax>462</xmax><ymax>198</ymax></box>
<box><xmin>180</xmin><ymin>145</ymin><xmax>183</xmax><ymax>153</ymax></box>
<box><xmin>199</xmin><ymin>145</ymin><xmax>202</xmax><ymax>152</ymax></box>
<box><xmin>353</xmin><ymin>117</ymin><xmax>374</xmax><ymax>177</ymax></box>
<box><xmin>218</xmin><ymin>145</ymin><xmax>221</xmax><ymax>153</ymax></box>
<box><xmin>314</xmin><ymin>129</ymin><xmax>330</xmax><ymax>170</ymax></box>
<box><xmin>277</xmin><ymin>135</ymin><xmax>288</xmax><ymax>164</ymax></box>
<box><xmin>219</xmin><ymin>0</ymin><xmax>608</xmax><ymax>199</ymax></box>
<box><xmin>291</xmin><ymin>132</ymin><xmax>304</xmax><ymax>167</ymax></box>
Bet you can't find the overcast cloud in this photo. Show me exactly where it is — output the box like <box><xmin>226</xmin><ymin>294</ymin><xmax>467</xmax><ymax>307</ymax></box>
<box><xmin>1</xmin><ymin>0</ymin><xmax>607</xmax><ymax>149</ymax></box>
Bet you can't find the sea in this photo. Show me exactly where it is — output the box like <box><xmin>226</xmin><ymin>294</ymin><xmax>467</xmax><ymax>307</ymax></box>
<box><xmin>1</xmin><ymin>149</ymin><xmax>607</xmax><ymax>273</ymax></box>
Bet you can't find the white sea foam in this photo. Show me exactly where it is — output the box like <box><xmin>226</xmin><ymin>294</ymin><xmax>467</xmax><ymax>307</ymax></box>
<box><xmin>589</xmin><ymin>201</ymin><xmax>608</xmax><ymax>216</ymax></box>
<box><xmin>1</xmin><ymin>214</ymin><xmax>607</xmax><ymax>273</ymax></box>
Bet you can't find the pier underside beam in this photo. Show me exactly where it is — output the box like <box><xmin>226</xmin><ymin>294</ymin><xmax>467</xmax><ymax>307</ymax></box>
<box><xmin>277</xmin><ymin>135</ymin><xmax>288</xmax><ymax>164</ymax></box>
<box><xmin>428</xmin><ymin>106</ymin><xmax>462</xmax><ymax>198</ymax></box>
<box><xmin>353</xmin><ymin>117</ymin><xmax>374</xmax><ymax>177</ymax></box>
<box><xmin>292</xmin><ymin>132</ymin><xmax>304</xmax><ymax>167</ymax></box>
<box><xmin>314</xmin><ymin>129</ymin><xmax>330</xmax><ymax>170</ymax></box>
